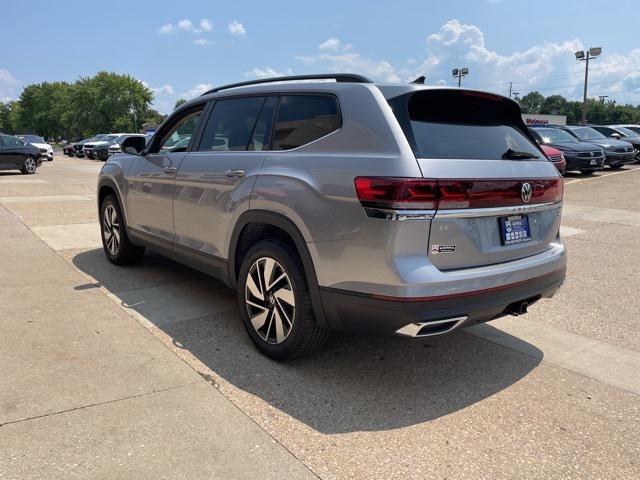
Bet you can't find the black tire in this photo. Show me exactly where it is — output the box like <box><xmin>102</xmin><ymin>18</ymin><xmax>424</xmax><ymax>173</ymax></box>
<box><xmin>580</xmin><ymin>169</ymin><xmax>595</xmax><ymax>175</ymax></box>
<box><xmin>20</xmin><ymin>156</ymin><xmax>37</xmax><ymax>174</ymax></box>
<box><xmin>99</xmin><ymin>194</ymin><xmax>145</xmax><ymax>265</ymax></box>
<box><xmin>237</xmin><ymin>240</ymin><xmax>330</xmax><ymax>360</ymax></box>
<box><xmin>609</xmin><ymin>164</ymin><xmax>622</xmax><ymax>170</ymax></box>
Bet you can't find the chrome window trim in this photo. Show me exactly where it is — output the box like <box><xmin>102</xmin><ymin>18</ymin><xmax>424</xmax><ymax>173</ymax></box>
<box><xmin>435</xmin><ymin>202</ymin><xmax>561</xmax><ymax>219</ymax></box>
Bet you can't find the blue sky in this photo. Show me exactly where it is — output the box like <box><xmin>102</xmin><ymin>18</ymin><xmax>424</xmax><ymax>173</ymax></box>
<box><xmin>2</xmin><ymin>0</ymin><xmax>640</xmax><ymax>112</ymax></box>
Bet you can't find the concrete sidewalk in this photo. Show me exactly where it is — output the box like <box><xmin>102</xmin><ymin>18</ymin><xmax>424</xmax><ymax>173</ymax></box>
<box><xmin>0</xmin><ymin>205</ymin><xmax>316</xmax><ymax>479</ymax></box>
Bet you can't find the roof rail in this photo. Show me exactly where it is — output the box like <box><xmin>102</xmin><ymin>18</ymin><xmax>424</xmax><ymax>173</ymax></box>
<box><xmin>201</xmin><ymin>73</ymin><xmax>372</xmax><ymax>96</ymax></box>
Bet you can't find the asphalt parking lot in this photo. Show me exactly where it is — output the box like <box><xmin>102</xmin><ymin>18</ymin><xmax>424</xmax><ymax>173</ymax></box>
<box><xmin>1</xmin><ymin>155</ymin><xmax>639</xmax><ymax>479</ymax></box>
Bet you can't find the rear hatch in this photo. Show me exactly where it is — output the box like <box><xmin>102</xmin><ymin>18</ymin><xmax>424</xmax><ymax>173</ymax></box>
<box><xmin>389</xmin><ymin>89</ymin><xmax>562</xmax><ymax>270</ymax></box>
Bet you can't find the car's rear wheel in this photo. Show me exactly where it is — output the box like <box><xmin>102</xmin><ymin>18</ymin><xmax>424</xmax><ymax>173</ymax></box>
<box><xmin>100</xmin><ymin>194</ymin><xmax>145</xmax><ymax>265</ymax></box>
<box><xmin>20</xmin><ymin>156</ymin><xmax>37</xmax><ymax>174</ymax></box>
<box><xmin>237</xmin><ymin>240</ymin><xmax>330</xmax><ymax>360</ymax></box>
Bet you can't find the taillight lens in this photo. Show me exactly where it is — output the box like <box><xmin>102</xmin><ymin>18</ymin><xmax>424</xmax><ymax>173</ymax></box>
<box><xmin>353</xmin><ymin>177</ymin><xmax>437</xmax><ymax>209</ymax></box>
<box><xmin>354</xmin><ymin>177</ymin><xmax>562</xmax><ymax>210</ymax></box>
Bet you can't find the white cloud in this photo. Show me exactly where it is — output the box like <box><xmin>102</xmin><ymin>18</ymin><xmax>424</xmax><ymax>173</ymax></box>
<box><xmin>416</xmin><ymin>19</ymin><xmax>586</xmax><ymax>96</ymax></box>
<box><xmin>246</xmin><ymin>67</ymin><xmax>294</xmax><ymax>79</ymax></box>
<box><xmin>141</xmin><ymin>81</ymin><xmax>174</xmax><ymax>96</ymax></box>
<box><xmin>182</xmin><ymin>83</ymin><xmax>213</xmax><ymax>99</ymax></box>
<box><xmin>198</xmin><ymin>18</ymin><xmax>213</xmax><ymax>32</ymax></box>
<box><xmin>159</xmin><ymin>18</ymin><xmax>212</xmax><ymax>35</ymax></box>
<box><xmin>296</xmin><ymin>40</ymin><xmax>400</xmax><ymax>82</ymax></box>
<box><xmin>319</xmin><ymin>38</ymin><xmax>342</xmax><ymax>51</ymax></box>
<box><xmin>177</xmin><ymin>19</ymin><xmax>193</xmax><ymax>31</ymax></box>
<box><xmin>158</xmin><ymin>23</ymin><xmax>175</xmax><ymax>34</ymax></box>
<box><xmin>194</xmin><ymin>38</ymin><xmax>214</xmax><ymax>46</ymax></box>
<box><xmin>228</xmin><ymin>20</ymin><xmax>246</xmax><ymax>36</ymax></box>
<box><xmin>0</xmin><ymin>68</ymin><xmax>18</xmax><ymax>101</ymax></box>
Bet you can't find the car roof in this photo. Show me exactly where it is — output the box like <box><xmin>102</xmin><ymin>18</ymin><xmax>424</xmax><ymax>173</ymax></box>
<box><xmin>177</xmin><ymin>75</ymin><xmax>516</xmax><ymax>111</ymax></box>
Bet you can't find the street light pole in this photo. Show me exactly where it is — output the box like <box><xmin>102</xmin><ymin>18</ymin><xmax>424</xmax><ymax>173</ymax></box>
<box><xmin>575</xmin><ymin>47</ymin><xmax>602</xmax><ymax>125</ymax></box>
<box><xmin>452</xmin><ymin>67</ymin><xmax>469</xmax><ymax>87</ymax></box>
<box><xmin>581</xmin><ymin>50</ymin><xmax>590</xmax><ymax>125</ymax></box>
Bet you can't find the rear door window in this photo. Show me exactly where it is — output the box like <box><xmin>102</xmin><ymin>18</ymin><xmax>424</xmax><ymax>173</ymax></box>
<box><xmin>198</xmin><ymin>96</ymin><xmax>266</xmax><ymax>151</ymax></box>
<box><xmin>393</xmin><ymin>90</ymin><xmax>541</xmax><ymax>161</ymax></box>
<box><xmin>272</xmin><ymin>95</ymin><xmax>341</xmax><ymax>150</ymax></box>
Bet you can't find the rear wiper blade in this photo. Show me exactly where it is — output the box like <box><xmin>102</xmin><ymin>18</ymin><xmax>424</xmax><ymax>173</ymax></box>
<box><xmin>502</xmin><ymin>149</ymin><xmax>539</xmax><ymax>160</ymax></box>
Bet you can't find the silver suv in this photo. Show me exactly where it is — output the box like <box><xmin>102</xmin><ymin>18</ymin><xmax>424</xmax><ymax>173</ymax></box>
<box><xmin>97</xmin><ymin>74</ymin><xmax>566</xmax><ymax>359</ymax></box>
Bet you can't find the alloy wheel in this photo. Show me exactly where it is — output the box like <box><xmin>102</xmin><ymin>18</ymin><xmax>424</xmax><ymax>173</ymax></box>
<box><xmin>24</xmin><ymin>157</ymin><xmax>36</xmax><ymax>173</ymax></box>
<box><xmin>102</xmin><ymin>204</ymin><xmax>120</xmax><ymax>256</ymax></box>
<box><xmin>245</xmin><ymin>257</ymin><xmax>296</xmax><ymax>344</ymax></box>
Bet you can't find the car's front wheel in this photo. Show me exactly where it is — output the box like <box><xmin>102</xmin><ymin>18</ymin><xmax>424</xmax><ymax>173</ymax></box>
<box><xmin>20</xmin><ymin>156</ymin><xmax>37</xmax><ymax>174</ymax></box>
<box><xmin>237</xmin><ymin>240</ymin><xmax>330</xmax><ymax>360</ymax></box>
<box><xmin>580</xmin><ymin>169</ymin><xmax>595</xmax><ymax>175</ymax></box>
<box><xmin>100</xmin><ymin>194</ymin><xmax>145</xmax><ymax>265</ymax></box>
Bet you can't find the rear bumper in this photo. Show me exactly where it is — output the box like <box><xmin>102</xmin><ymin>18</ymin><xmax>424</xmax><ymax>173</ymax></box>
<box><xmin>321</xmin><ymin>267</ymin><xmax>565</xmax><ymax>336</ymax></box>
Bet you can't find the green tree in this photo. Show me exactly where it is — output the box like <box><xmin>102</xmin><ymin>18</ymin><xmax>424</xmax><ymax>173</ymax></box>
<box><xmin>174</xmin><ymin>98</ymin><xmax>187</xmax><ymax>109</ymax></box>
<box><xmin>519</xmin><ymin>91</ymin><xmax>545</xmax><ymax>114</ymax></box>
<box><xmin>0</xmin><ymin>101</ymin><xmax>13</xmax><ymax>133</ymax></box>
<box><xmin>69</xmin><ymin>71</ymin><xmax>153</xmax><ymax>136</ymax></box>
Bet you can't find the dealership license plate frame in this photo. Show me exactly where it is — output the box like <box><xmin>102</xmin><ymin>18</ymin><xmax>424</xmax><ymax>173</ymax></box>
<box><xmin>499</xmin><ymin>214</ymin><xmax>532</xmax><ymax>246</ymax></box>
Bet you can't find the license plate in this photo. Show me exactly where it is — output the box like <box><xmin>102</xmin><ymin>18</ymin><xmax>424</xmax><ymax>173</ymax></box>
<box><xmin>499</xmin><ymin>214</ymin><xmax>532</xmax><ymax>245</ymax></box>
<box><xmin>590</xmin><ymin>159</ymin><xmax>597</xmax><ymax>166</ymax></box>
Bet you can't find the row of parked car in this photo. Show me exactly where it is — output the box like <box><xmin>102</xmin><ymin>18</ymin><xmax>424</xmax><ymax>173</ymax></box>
<box><xmin>530</xmin><ymin>124</ymin><xmax>640</xmax><ymax>175</ymax></box>
<box><xmin>62</xmin><ymin>133</ymin><xmax>147</xmax><ymax>161</ymax></box>
<box><xmin>0</xmin><ymin>132</ymin><xmax>55</xmax><ymax>174</ymax></box>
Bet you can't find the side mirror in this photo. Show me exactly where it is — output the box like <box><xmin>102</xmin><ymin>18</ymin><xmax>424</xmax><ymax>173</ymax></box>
<box><xmin>121</xmin><ymin>136</ymin><xmax>146</xmax><ymax>155</ymax></box>
<box><xmin>610</xmin><ymin>133</ymin><xmax>622</xmax><ymax>139</ymax></box>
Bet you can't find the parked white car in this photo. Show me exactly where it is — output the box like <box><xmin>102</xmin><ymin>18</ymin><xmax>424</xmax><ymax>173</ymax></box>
<box><xmin>16</xmin><ymin>135</ymin><xmax>53</xmax><ymax>161</ymax></box>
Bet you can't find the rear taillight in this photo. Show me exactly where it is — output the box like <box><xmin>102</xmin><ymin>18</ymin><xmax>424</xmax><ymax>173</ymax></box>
<box><xmin>353</xmin><ymin>177</ymin><xmax>437</xmax><ymax>209</ymax></box>
<box><xmin>354</xmin><ymin>177</ymin><xmax>562</xmax><ymax>210</ymax></box>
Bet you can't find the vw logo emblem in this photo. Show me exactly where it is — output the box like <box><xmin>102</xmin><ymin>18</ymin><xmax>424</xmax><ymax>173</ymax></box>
<box><xmin>521</xmin><ymin>182</ymin><xmax>532</xmax><ymax>203</ymax></box>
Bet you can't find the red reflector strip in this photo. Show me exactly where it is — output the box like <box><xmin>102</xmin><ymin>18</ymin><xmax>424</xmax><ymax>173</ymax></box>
<box><xmin>438</xmin><ymin>178</ymin><xmax>563</xmax><ymax>209</ymax></box>
<box><xmin>354</xmin><ymin>177</ymin><xmax>563</xmax><ymax>210</ymax></box>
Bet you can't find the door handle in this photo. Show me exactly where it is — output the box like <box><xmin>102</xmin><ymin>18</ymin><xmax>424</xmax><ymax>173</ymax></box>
<box><xmin>225</xmin><ymin>169</ymin><xmax>245</xmax><ymax>178</ymax></box>
<box><xmin>164</xmin><ymin>166</ymin><xmax>177</xmax><ymax>174</ymax></box>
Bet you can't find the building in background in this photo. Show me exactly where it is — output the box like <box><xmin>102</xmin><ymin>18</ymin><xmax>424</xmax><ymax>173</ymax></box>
<box><xmin>522</xmin><ymin>114</ymin><xmax>567</xmax><ymax>126</ymax></box>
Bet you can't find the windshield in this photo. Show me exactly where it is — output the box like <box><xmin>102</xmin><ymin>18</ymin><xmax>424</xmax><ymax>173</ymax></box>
<box><xmin>616</xmin><ymin>126</ymin><xmax>638</xmax><ymax>137</ymax></box>
<box><xmin>100</xmin><ymin>135</ymin><xmax>119</xmax><ymax>143</ymax></box>
<box><xmin>623</xmin><ymin>126</ymin><xmax>640</xmax><ymax>135</ymax></box>
<box><xmin>570</xmin><ymin>127</ymin><xmax>606</xmax><ymax>141</ymax></box>
<box><xmin>535</xmin><ymin>128</ymin><xmax>578</xmax><ymax>144</ymax></box>
<box><xmin>17</xmin><ymin>135</ymin><xmax>45</xmax><ymax>143</ymax></box>
<box><xmin>396</xmin><ymin>90</ymin><xmax>540</xmax><ymax>160</ymax></box>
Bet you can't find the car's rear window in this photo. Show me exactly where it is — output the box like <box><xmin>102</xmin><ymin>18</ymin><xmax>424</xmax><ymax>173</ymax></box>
<box><xmin>393</xmin><ymin>90</ymin><xmax>541</xmax><ymax>161</ymax></box>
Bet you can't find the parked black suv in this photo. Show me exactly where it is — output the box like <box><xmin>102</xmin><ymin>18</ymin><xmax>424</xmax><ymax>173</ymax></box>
<box><xmin>529</xmin><ymin>126</ymin><xmax>605</xmax><ymax>175</ymax></box>
<box><xmin>552</xmin><ymin>125</ymin><xmax>634</xmax><ymax>169</ymax></box>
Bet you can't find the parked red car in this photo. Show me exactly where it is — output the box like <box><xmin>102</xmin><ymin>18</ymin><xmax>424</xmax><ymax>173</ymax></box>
<box><xmin>541</xmin><ymin>145</ymin><xmax>567</xmax><ymax>175</ymax></box>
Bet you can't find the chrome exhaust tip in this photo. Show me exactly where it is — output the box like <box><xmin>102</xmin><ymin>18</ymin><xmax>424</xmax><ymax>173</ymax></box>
<box><xmin>395</xmin><ymin>316</ymin><xmax>468</xmax><ymax>338</ymax></box>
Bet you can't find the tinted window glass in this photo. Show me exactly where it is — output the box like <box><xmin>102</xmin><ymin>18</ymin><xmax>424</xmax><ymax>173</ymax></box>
<box><xmin>198</xmin><ymin>97</ymin><xmax>265</xmax><ymax>151</ymax></box>
<box><xmin>17</xmin><ymin>135</ymin><xmax>45</xmax><ymax>143</ymax></box>
<box><xmin>155</xmin><ymin>108</ymin><xmax>203</xmax><ymax>153</ymax></box>
<box><xmin>249</xmin><ymin>97</ymin><xmax>276</xmax><ymax>151</ymax></box>
<box><xmin>535</xmin><ymin>128</ymin><xmax>579</xmax><ymax>144</ymax></box>
<box><xmin>272</xmin><ymin>95</ymin><xmax>341</xmax><ymax>150</ymax></box>
<box><xmin>404</xmin><ymin>91</ymin><xmax>540</xmax><ymax>160</ymax></box>
<box><xmin>1</xmin><ymin>135</ymin><xmax>23</xmax><ymax>147</ymax></box>
<box><xmin>592</xmin><ymin>126</ymin><xmax>616</xmax><ymax>137</ymax></box>
<box><xmin>569</xmin><ymin>127</ymin><xmax>605</xmax><ymax>141</ymax></box>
